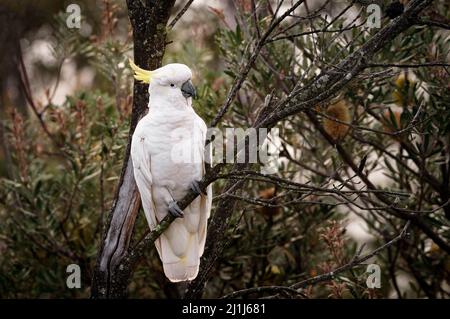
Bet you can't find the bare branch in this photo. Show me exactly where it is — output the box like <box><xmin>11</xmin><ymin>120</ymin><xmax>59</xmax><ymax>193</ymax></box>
<box><xmin>367</xmin><ymin>62</ymin><xmax>450</xmax><ymax>68</ymax></box>
<box><xmin>168</xmin><ymin>0</ymin><xmax>194</xmax><ymax>29</ymax></box>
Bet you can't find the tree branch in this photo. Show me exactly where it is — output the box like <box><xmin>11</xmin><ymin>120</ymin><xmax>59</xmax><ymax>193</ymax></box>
<box><xmin>366</xmin><ymin>62</ymin><xmax>450</xmax><ymax>68</ymax></box>
<box><xmin>168</xmin><ymin>0</ymin><xmax>194</xmax><ymax>29</ymax></box>
<box><xmin>91</xmin><ymin>0</ymin><xmax>177</xmax><ymax>298</ymax></box>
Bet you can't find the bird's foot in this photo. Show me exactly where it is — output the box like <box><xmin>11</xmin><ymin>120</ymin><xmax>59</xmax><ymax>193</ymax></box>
<box><xmin>190</xmin><ymin>180</ymin><xmax>207</xmax><ymax>196</ymax></box>
<box><xmin>168</xmin><ymin>200</ymin><xmax>184</xmax><ymax>218</ymax></box>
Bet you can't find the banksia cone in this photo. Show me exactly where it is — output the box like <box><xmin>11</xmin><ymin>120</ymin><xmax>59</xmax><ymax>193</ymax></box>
<box><xmin>323</xmin><ymin>100</ymin><xmax>351</xmax><ymax>142</ymax></box>
<box><xmin>256</xmin><ymin>187</ymin><xmax>282</xmax><ymax>218</ymax></box>
<box><xmin>392</xmin><ymin>71</ymin><xmax>416</xmax><ymax>106</ymax></box>
<box><xmin>381</xmin><ymin>108</ymin><xmax>402</xmax><ymax>133</ymax></box>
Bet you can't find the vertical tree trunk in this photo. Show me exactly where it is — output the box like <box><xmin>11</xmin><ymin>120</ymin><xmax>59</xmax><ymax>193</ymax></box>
<box><xmin>91</xmin><ymin>0</ymin><xmax>176</xmax><ymax>299</ymax></box>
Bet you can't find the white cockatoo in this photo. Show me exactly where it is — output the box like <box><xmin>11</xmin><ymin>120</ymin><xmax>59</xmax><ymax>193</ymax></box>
<box><xmin>129</xmin><ymin>60</ymin><xmax>212</xmax><ymax>282</ymax></box>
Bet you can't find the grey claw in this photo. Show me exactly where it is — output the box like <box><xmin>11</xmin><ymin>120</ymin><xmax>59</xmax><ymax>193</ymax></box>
<box><xmin>190</xmin><ymin>180</ymin><xmax>206</xmax><ymax>196</ymax></box>
<box><xmin>168</xmin><ymin>200</ymin><xmax>184</xmax><ymax>218</ymax></box>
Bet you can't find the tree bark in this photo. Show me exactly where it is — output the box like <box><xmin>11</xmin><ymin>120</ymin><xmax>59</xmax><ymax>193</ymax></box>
<box><xmin>91</xmin><ymin>0</ymin><xmax>176</xmax><ymax>299</ymax></box>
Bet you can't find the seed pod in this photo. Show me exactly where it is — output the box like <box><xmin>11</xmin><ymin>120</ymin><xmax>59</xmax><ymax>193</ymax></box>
<box><xmin>323</xmin><ymin>100</ymin><xmax>351</xmax><ymax>142</ymax></box>
<box><xmin>255</xmin><ymin>187</ymin><xmax>282</xmax><ymax>218</ymax></box>
<box><xmin>392</xmin><ymin>71</ymin><xmax>416</xmax><ymax>106</ymax></box>
<box><xmin>381</xmin><ymin>108</ymin><xmax>402</xmax><ymax>133</ymax></box>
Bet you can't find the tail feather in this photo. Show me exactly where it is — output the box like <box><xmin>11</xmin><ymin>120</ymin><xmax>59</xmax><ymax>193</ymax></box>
<box><xmin>163</xmin><ymin>262</ymin><xmax>199</xmax><ymax>282</ymax></box>
<box><xmin>159</xmin><ymin>228</ymin><xmax>201</xmax><ymax>282</ymax></box>
<box><xmin>136</xmin><ymin>183</ymin><xmax>210</xmax><ymax>283</ymax></box>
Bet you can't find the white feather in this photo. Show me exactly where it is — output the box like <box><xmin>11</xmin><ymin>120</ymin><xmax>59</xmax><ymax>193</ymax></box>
<box><xmin>131</xmin><ymin>64</ymin><xmax>212</xmax><ymax>282</ymax></box>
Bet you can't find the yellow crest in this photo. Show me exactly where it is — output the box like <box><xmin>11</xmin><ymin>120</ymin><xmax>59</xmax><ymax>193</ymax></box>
<box><xmin>129</xmin><ymin>58</ymin><xmax>153</xmax><ymax>83</ymax></box>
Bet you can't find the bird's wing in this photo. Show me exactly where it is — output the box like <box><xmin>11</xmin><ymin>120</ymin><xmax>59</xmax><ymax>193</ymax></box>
<box><xmin>195</xmin><ymin>115</ymin><xmax>213</xmax><ymax>256</ymax></box>
<box><xmin>151</xmin><ymin>116</ymin><xmax>212</xmax><ymax>281</ymax></box>
<box><xmin>131</xmin><ymin>130</ymin><xmax>161</xmax><ymax>253</ymax></box>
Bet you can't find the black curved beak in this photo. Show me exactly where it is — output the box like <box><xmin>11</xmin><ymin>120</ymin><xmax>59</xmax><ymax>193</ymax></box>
<box><xmin>181</xmin><ymin>80</ymin><xmax>197</xmax><ymax>99</ymax></box>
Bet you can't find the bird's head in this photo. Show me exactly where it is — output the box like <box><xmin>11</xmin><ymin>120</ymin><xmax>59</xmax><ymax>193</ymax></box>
<box><xmin>129</xmin><ymin>60</ymin><xmax>196</xmax><ymax>107</ymax></box>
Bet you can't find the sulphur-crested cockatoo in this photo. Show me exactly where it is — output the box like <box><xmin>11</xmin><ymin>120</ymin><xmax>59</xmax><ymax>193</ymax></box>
<box><xmin>129</xmin><ymin>60</ymin><xmax>212</xmax><ymax>282</ymax></box>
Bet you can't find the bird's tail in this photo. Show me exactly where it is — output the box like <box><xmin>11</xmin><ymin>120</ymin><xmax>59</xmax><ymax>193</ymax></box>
<box><xmin>157</xmin><ymin>223</ymin><xmax>201</xmax><ymax>282</ymax></box>
<box><xmin>162</xmin><ymin>261</ymin><xmax>199</xmax><ymax>283</ymax></box>
<box><xmin>141</xmin><ymin>194</ymin><xmax>206</xmax><ymax>283</ymax></box>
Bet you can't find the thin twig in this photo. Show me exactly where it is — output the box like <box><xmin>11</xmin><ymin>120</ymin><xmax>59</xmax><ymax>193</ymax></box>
<box><xmin>290</xmin><ymin>221</ymin><xmax>410</xmax><ymax>289</ymax></box>
<box><xmin>223</xmin><ymin>222</ymin><xmax>410</xmax><ymax>299</ymax></box>
<box><xmin>168</xmin><ymin>0</ymin><xmax>194</xmax><ymax>29</ymax></box>
<box><xmin>367</xmin><ymin>62</ymin><xmax>450</xmax><ymax>68</ymax></box>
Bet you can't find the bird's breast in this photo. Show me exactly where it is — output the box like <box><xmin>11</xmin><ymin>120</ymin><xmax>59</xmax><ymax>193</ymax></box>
<box><xmin>133</xmin><ymin>111</ymin><xmax>204</xmax><ymax>191</ymax></box>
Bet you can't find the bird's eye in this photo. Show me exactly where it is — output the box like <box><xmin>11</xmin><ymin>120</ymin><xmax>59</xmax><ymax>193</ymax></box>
<box><xmin>170</xmin><ymin>83</ymin><xmax>175</xmax><ymax>88</ymax></box>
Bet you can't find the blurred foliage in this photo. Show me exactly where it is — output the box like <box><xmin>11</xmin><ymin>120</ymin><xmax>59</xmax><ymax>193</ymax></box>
<box><xmin>0</xmin><ymin>0</ymin><xmax>449</xmax><ymax>298</ymax></box>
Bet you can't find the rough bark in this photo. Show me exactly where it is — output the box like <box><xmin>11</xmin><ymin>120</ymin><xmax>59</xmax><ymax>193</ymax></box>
<box><xmin>91</xmin><ymin>0</ymin><xmax>176</xmax><ymax>299</ymax></box>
